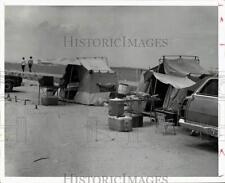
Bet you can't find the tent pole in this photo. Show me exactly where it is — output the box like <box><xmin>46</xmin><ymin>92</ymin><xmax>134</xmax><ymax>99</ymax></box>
<box><xmin>153</xmin><ymin>56</ymin><xmax>163</xmax><ymax>95</ymax></box>
<box><xmin>67</xmin><ymin>66</ymin><xmax>74</xmax><ymax>99</ymax></box>
<box><xmin>153</xmin><ymin>68</ymin><xmax>158</xmax><ymax>95</ymax></box>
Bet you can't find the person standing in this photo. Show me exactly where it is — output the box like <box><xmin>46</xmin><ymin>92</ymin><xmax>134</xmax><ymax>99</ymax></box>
<box><xmin>21</xmin><ymin>57</ymin><xmax>26</xmax><ymax>72</ymax></box>
<box><xmin>28</xmin><ymin>56</ymin><xmax>33</xmax><ymax>72</ymax></box>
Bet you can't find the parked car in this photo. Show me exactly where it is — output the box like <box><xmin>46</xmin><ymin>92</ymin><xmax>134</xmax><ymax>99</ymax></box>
<box><xmin>179</xmin><ymin>76</ymin><xmax>218</xmax><ymax>137</ymax></box>
<box><xmin>5</xmin><ymin>75</ymin><xmax>23</xmax><ymax>92</ymax></box>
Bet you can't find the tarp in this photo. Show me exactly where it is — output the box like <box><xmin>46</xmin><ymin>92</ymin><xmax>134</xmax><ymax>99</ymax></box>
<box><xmin>162</xmin><ymin>76</ymin><xmax>211</xmax><ymax>112</ymax></box>
<box><xmin>74</xmin><ymin>71</ymin><xmax>118</xmax><ymax>105</ymax></box>
<box><xmin>80</xmin><ymin>58</ymin><xmax>113</xmax><ymax>73</ymax></box>
<box><xmin>164</xmin><ymin>58</ymin><xmax>208</xmax><ymax>77</ymax></box>
<box><xmin>137</xmin><ymin>71</ymin><xmax>149</xmax><ymax>92</ymax></box>
<box><xmin>153</xmin><ymin>72</ymin><xmax>196</xmax><ymax>89</ymax></box>
<box><xmin>163</xmin><ymin>86</ymin><xmax>188</xmax><ymax>112</ymax></box>
<box><xmin>59</xmin><ymin>63</ymin><xmax>118</xmax><ymax>105</ymax></box>
<box><xmin>138</xmin><ymin>56</ymin><xmax>209</xmax><ymax>112</ymax></box>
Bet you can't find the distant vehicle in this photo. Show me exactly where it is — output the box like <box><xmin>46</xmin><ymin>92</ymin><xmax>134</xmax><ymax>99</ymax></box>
<box><xmin>5</xmin><ymin>75</ymin><xmax>23</xmax><ymax>92</ymax></box>
<box><xmin>179</xmin><ymin>76</ymin><xmax>218</xmax><ymax>138</ymax></box>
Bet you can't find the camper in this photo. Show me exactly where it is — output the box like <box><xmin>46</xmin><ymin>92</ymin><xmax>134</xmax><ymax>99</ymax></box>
<box><xmin>56</xmin><ymin>57</ymin><xmax>118</xmax><ymax>105</ymax></box>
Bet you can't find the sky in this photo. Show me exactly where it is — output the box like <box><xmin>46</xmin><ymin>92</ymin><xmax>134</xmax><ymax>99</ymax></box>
<box><xmin>5</xmin><ymin>6</ymin><xmax>218</xmax><ymax>70</ymax></box>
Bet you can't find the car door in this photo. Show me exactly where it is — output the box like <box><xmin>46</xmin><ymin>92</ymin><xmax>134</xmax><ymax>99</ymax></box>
<box><xmin>186</xmin><ymin>78</ymin><xmax>218</xmax><ymax>127</ymax></box>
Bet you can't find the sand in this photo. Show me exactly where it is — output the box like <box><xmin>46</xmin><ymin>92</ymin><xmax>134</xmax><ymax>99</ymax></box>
<box><xmin>5</xmin><ymin>80</ymin><xmax>218</xmax><ymax>177</ymax></box>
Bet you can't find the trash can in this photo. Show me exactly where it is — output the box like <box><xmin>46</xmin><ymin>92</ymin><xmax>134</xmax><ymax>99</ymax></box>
<box><xmin>108</xmin><ymin>98</ymin><xmax>125</xmax><ymax>117</ymax></box>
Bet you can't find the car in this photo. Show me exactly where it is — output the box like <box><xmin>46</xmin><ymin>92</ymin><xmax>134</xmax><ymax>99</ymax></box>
<box><xmin>179</xmin><ymin>76</ymin><xmax>218</xmax><ymax>137</ymax></box>
<box><xmin>5</xmin><ymin>75</ymin><xmax>23</xmax><ymax>92</ymax></box>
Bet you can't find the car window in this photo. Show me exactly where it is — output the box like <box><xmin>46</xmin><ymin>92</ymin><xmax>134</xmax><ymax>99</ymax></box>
<box><xmin>198</xmin><ymin>79</ymin><xmax>218</xmax><ymax>97</ymax></box>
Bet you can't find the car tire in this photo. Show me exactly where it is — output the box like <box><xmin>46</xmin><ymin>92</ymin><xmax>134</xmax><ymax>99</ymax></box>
<box><xmin>5</xmin><ymin>80</ymin><xmax>13</xmax><ymax>92</ymax></box>
<box><xmin>190</xmin><ymin>130</ymin><xmax>200</xmax><ymax>136</ymax></box>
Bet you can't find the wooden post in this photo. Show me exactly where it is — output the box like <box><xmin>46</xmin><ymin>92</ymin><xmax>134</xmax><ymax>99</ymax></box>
<box><xmin>38</xmin><ymin>85</ymin><xmax>40</xmax><ymax>105</ymax></box>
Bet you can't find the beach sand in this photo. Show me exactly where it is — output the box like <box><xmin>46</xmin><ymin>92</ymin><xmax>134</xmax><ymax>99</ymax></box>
<box><xmin>4</xmin><ymin>80</ymin><xmax>218</xmax><ymax>176</ymax></box>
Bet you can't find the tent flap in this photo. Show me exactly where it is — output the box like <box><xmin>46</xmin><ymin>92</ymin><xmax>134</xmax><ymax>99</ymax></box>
<box><xmin>164</xmin><ymin>58</ymin><xmax>208</xmax><ymax>77</ymax></box>
<box><xmin>153</xmin><ymin>72</ymin><xmax>195</xmax><ymax>89</ymax></box>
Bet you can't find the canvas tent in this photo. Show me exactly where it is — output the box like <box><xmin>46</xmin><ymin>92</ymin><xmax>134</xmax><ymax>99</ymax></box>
<box><xmin>137</xmin><ymin>55</ymin><xmax>209</xmax><ymax>112</ymax></box>
<box><xmin>56</xmin><ymin>57</ymin><xmax>118</xmax><ymax>105</ymax></box>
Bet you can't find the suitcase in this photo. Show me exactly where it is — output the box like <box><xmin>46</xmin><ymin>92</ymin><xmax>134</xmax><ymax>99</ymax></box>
<box><xmin>41</xmin><ymin>96</ymin><xmax>58</xmax><ymax>106</ymax></box>
<box><xmin>108</xmin><ymin>115</ymin><xmax>132</xmax><ymax>132</ymax></box>
<box><xmin>108</xmin><ymin>99</ymin><xmax>125</xmax><ymax>117</ymax></box>
<box><xmin>130</xmin><ymin>113</ymin><xmax>143</xmax><ymax>127</ymax></box>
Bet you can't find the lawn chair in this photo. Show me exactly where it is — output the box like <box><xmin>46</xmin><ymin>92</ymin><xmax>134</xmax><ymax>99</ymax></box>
<box><xmin>155</xmin><ymin>110</ymin><xmax>176</xmax><ymax>135</ymax></box>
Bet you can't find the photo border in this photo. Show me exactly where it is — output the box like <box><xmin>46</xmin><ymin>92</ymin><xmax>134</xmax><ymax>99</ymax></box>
<box><xmin>0</xmin><ymin>0</ymin><xmax>224</xmax><ymax>183</ymax></box>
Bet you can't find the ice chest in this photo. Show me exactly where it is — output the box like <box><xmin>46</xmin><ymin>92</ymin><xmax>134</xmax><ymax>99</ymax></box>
<box><xmin>108</xmin><ymin>98</ymin><xmax>125</xmax><ymax>117</ymax></box>
<box><xmin>108</xmin><ymin>115</ymin><xmax>132</xmax><ymax>132</ymax></box>
<box><xmin>130</xmin><ymin>113</ymin><xmax>143</xmax><ymax>127</ymax></box>
<box><xmin>41</xmin><ymin>96</ymin><xmax>58</xmax><ymax>106</ymax></box>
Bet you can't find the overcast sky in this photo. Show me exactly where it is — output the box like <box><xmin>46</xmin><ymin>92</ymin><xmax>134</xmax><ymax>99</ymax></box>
<box><xmin>5</xmin><ymin>6</ymin><xmax>218</xmax><ymax>69</ymax></box>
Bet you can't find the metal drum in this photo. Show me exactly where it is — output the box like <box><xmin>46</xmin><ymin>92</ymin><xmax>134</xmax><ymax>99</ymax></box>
<box><xmin>108</xmin><ymin>98</ymin><xmax>125</xmax><ymax>117</ymax></box>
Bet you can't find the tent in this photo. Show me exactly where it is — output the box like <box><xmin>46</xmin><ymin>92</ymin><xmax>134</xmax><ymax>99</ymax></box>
<box><xmin>57</xmin><ymin>57</ymin><xmax>118</xmax><ymax>105</ymax></box>
<box><xmin>137</xmin><ymin>55</ymin><xmax>209</xmax><ymax>112</ymax></box>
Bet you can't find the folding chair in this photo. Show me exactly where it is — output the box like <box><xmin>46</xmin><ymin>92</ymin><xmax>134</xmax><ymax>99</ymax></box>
<box><xmin>155</xmin><ymin>112</ymin><xmax>176</xmax><ymax>135</ymax></box>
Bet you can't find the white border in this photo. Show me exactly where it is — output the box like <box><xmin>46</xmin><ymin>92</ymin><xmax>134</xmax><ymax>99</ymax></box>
<box><xmin>218</xmin><ymin>0</ymin><xmax>225</xmax><ymax>181</ymax></box>
<box><xmin>0</xmin><ymin>1</ymin><xmax>224</xmax><ymax>183</ymax></box>
<box><xmin>0</xmin><ymin>0</ymin><xmax>220</xmax><ymax>6</ymax></box>
<box><xmin>0</xmin><ymin>0</ymin><xmax>5</xmax><ymax>183</ymax></box>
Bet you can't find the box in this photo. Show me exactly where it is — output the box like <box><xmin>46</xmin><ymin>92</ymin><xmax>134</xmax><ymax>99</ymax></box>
<box><xmin>108</xmin><ymin>115</ymin><xmax>132</xmax><ymax>132</ymax></box>
<box><xmin>129</xmin><ymin>113</ymin><xmax>143</xmax><ymax>127</ymax></box>
<box><xmin>41</xmin><ymin>96</ymin><xmax>58</xmax><ymax>106</ymax></box>
<box><xmin>108</xmin><ymin>98</ymin><xmax>125</xmax><ymax>117</ymax></box>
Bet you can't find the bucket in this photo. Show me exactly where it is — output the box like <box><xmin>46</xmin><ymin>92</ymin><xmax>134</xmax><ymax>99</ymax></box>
<box><xmin>118</xmin><ymin>83</ymin><xmax>129</xmax><ymax>95</ymax></box>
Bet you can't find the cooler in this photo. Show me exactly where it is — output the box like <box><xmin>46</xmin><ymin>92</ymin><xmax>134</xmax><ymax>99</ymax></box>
<box><xmin>108</xmin><ymin>115</ymin><xmax>132</xmax><ymax>132</ymax></box>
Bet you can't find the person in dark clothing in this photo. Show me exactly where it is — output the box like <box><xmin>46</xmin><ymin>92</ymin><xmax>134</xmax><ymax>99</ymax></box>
<box><xmin>21</xmin><ymin>57</ymin><xmax>26</xmax><ymax>72</ymax></box>
<box><xmin>28</xmin><ymin>56</ymin><xmax>33</xmax><ymax>72</ymax></box>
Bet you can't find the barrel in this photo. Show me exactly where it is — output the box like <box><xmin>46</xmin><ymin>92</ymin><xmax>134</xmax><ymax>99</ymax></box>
<box><xmin>108</xmin><ymin>98</ymin><xmax>125</xmax><ymax>117</ymax></box>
